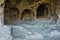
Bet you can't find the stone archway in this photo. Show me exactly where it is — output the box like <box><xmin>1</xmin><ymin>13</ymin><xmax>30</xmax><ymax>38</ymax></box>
<box><xmin>8</xmin><ymin>7</ymin><xmax>19</xmax><ymax>20</ymax></box>
<box><xmin>4</xmin><ymin>7</ymin><xmax>19</xmax><ymax>24</ymax></box>
<box><xmin>21</xmin><ymin>9</ymin><xmax>34</xmax><ymax>21</ymax></box>
<box><xmin>4</xmin><ymin>0</ymin><xmax>21</xmax><ymax>24</ymax></box>
<box><xmin>37</xmin><ymin>3</ymin><xmax>49</xmax><ymax>18</ymax></box>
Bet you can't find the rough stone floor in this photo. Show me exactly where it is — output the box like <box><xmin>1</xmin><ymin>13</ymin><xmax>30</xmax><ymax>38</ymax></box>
<box><xmin>0</xmin><ymin>18</ymin><xmax>60</xmax><ymax>40</ymax></box>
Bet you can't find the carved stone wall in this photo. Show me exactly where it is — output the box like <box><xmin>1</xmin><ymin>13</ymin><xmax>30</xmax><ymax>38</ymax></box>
<box><xmin>4</xmin><ymin>0</ymin><xmax>54</xmax><ymax>24</ymax></box>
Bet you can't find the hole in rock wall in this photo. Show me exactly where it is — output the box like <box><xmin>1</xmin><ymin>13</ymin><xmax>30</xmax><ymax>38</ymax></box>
<box><xmin>4</xmin><ymin>0</ymin><xmax>20</xmax><ymax>25</ymax></box>
<box><xmin>21</xmin><ymin>9</ymin><xmax>34</xmax><ymax>21</ymax></box>
<box><xmin>4</xmin><ymin>7</ymin><xmax>19</xmax><ymax>24</ymax></box>
<box><xmin>37</xmin><ymin>3</ymin><xmax>48</xmax><ymax>18</ymax></box>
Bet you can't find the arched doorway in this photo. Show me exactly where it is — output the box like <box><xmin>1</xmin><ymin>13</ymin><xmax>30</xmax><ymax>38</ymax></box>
<box><xmin>37</xmin><ymin>3</ymin><xmax>49</xmax><ymax>18</ymax></box>
<box><xmin>4</xmin><ymin>7</ymin><xmax>19</xmax><ymax>24</ymax></box>
<box><xmin>8</xmin><ymin>7</ymin><xmax>19</xmax><ymax>20</ymax></box>
<box><xmin>4</xmin><ymin>0</ymin><xmax>20</xmax><ymax>24</ymax></box>
<box><xmin>21</xmin><ymin>9</ymin><xmax>34</xmax><ymax>21</ymax></box>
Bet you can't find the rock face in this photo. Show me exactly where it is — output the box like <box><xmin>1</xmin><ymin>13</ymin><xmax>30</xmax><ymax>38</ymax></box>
<box><xmin>4</xmin><ymin>0</ymin><xmax>60</xmax><ymax>25</ymax></box>
<box><xmin>4</xmin><ymin>0</ymin><xmax>53</xmax><ymax>24</ymax></box>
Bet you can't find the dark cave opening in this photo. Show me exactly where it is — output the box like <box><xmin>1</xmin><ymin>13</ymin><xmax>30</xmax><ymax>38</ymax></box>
<box><xmin>37</xmin><ymin>3</ymin><xmax>48</xmax><ymax>18</ymax></box>
<box><xmin>21</xmin><ymin>9</ymin><xmax>34</xmax><ymax>21</ymax></box>
<box><xmin>4</xmin><ymin>0</ymin><xmax>20</xmax><ymax>24</ymax></box>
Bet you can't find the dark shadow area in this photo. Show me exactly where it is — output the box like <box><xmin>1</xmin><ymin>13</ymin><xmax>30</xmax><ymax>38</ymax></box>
<box><xmin>37</xmin><ymin>3</ymin><xmax>48</xmax><ymax>18</ymax></box>
<box><xmin>21</xmin><ymin>9</ymin><xmax>34</xmax><ymax>21</ymax></box>
<box><xmin>4</xmin><ymin>0</ymin><xmax>20</xmax><ymax>25</ymax></box>
<box><xmin>4</xmin><ymin>7</ymin><xmax>19</xmax><ymax>25</ymax></box>
<box><xmin>4</xmin><ymin>0</ymin><xmax>11</xmax><ymax>24</ymax></box>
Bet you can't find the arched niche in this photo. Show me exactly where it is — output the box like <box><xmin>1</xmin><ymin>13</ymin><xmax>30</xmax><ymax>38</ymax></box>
<box><xmin>21</xmin><ymin>9</ymin><xmax>34</xmax><ymax>21</ymax></box>
<box><xmin>4</xmin><ymin>0</ymin><xmax>21</xmax><ymax>24</ymax></box>
<box><xmin>37</xmin><ymin>3</ymin><xmax>50</xmax><ymax>18</ymax></box>
<box><xmin>4</xmin><ymin>7</ymin><xmax>19</xmax><ymax>24</ymax></box>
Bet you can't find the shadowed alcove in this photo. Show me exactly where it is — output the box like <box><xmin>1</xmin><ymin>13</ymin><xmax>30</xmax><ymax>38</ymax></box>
<box><xmin>21</xmin><ymin>9</ymin><xmax>34</xmax><ymax>21</ymax></box>
<box><xmin>4</xmin><ymin>0</ymin><xmax>20</xmax><ymax>24</ymax></box>
<box><xmin>37</xmin><ymin>3</ymin><xmax>49</xmax><ymax>18</ymax></box>
<box><xmin>4</xmin><ymin>7</ymin><xmax>19</xmax><ymax>24</ymax></box>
